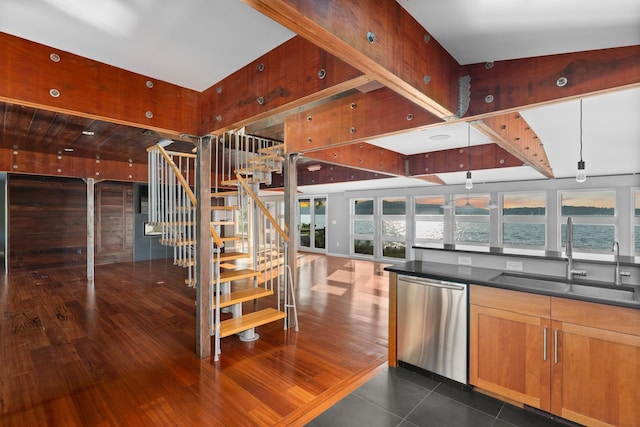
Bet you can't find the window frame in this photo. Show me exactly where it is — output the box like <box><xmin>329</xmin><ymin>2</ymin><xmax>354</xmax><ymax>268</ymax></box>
<box><xmin>381</xmin><ymin>197</ymin><xmax>407</xmax><ymax>260</ymax></box>
<box><xmin>350</xmin><ymin>198</ymin><xmax>375</xmax><ymax>257</ymax></box>
<box><xmin>414</xmin><ymin>195</ymin><xmax>445</xmax><ymax>245</ymax></box>
<box><xmin>501</xmin><ymin>191</ymin><xmax>547</xmax><ymax>250</ymax></box>
<box><xmin>453</xmin><ymin>194</ymin><xmax>491</xmax><ymax>248</ymax></box>
<box><xmin>558</xmin><ymin>189</ymin><xmax>617</xmax><ymax>253</ymax></box>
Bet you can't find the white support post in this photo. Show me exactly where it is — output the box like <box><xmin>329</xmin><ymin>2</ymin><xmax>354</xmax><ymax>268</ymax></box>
<box><xmin>86</xmin><ymin>178</ymin><xmax>95</xmax><ymax>286</ymax></box>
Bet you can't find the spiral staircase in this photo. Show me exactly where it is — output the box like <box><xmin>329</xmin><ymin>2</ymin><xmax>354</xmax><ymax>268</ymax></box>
<box><xmin>147</xmin><ymin>131</ymin><xmax>297</xmax><ymax>361</ymax></box>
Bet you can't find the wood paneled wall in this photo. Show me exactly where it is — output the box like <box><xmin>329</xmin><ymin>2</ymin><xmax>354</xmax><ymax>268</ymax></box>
<box><xmin>9</xmin><ymin>175</ymin><xmax>87</xmax><ymax>271</ymax></box>
<box><xmin>95</xmin><ymin>182</ymin><xmax>134</xmax><ymax>265</ymax></box>
<box><xmin>8</xmin><ymin>175</ymin><xmax>134</xmax><ymax>271</ymax></box>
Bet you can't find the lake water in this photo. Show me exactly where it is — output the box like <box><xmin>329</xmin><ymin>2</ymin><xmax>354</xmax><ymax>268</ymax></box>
<box><xmin>364</xmin><ymin>221</ymin><xmax>635</xmax><ymax>251</ymax></box>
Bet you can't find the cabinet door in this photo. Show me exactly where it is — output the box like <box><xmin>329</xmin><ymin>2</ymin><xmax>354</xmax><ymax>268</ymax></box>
<box><xmin>470</xmin><ymin>304</ymin><xmax>551</xmax><ymax>411</ymax></box>
<box><xmin>551</xmin><ymin>321</ymin><xmax>640</xmax><ymax>427</ymax></box>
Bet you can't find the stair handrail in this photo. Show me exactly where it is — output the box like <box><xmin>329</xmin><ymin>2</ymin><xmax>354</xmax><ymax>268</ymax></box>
<box><xmin>149</xmin><ymin>144</ymin><xmax>224</xmax><ymax>248</ymax></box>
<box><xmin>236</xmin><ymin>173</ymin><xmax>289</xmax><ymax>243</ymax></box>
<box><xmin>150</xmin><ymin>145</ymin><xmax>197</xmax><ymax>206</ymax></box>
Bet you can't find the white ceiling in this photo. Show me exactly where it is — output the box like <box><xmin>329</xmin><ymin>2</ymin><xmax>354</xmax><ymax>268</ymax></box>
<box><xmin>0</xmin><ymin>0</ymin><xmax>295</xmax><ymax>91</ymax></box>
<box><xmin>1</xmin><ymin>0</ymin><xmax>639</xmax><ymax>193</ymax></box>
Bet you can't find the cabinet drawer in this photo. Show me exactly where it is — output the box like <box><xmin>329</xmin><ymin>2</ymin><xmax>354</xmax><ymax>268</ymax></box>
<box><xmin>551</xmin><ymin>297</ymin><xmax>640</xmax><ymax>336</ymax></box>
<box><xmin>471</xmin><ymin>285</ymin><xmax>550</xmax><ymax>318</ymax></box>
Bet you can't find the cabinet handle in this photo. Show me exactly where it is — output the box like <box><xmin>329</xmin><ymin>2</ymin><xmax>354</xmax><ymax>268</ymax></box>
<box><xmin>554</xmin><ymin>329</ymin><xmax>559</xmax><ymax>364</ymax></box>
<box><xmin>543</xmin><ymin>327</ymin><xmax>548</xmax><ymax>361</ymax></box>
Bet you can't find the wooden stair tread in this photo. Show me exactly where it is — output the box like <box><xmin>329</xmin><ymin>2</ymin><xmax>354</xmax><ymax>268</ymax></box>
<box><xmin>211</xmin><ymin>205</ymin><xmax>238</xmax><ymax>211</ymax></box>
<box><xmin>214</xmin><ymin>287</ymin><xmax>273</xmax><ymax>309</ymax></box>
<box><xmin>211</xmin><ymin>220</ymin><xmax>236</xmax><ymax>226</ymax></box>
<box><xmin>220</xmin><ymin>177</ymin><xmax>269</xmax><ymax>186</ymax></box>
<box><xmin>218</xmin><ymin>308</ymin><xmax>286</xmax><ymax>338</ymax></box>
<box><xmin>217</xmin><ymin>251</ymin><xmax>250</xmax><ymax>261</ymax></box>
<box><xmin>212</xmin><ymin>191</ymin><xmax>238</xmax><ymax>197</ymax></box>
<box><xmin>235</xmin><ymin>165</ymin><xmax>280</xmax><ymax>174</ymax></box>
<box><xmin>248</xmin><ymin>154</ymin><xmax>284</xmax><ymax>163</ymax></box>
<box><xmin>220</xmin><ymin>268</ymin><xmax>260</xmax><ymax>282</ymax></box>
<box><xmin>258</xmin><ymin>144</ymin><xmax>285</xmax><ymax>154</ymax></box>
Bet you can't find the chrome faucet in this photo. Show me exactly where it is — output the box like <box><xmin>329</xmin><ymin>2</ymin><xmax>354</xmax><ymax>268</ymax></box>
<box><xmin>612</xmin><ymin>240</ymin><xmax>631</xmax><ymax>285</ymax></box>
<box><xmin>566</xmin><ymin>217</ymin><xmax>587</xmax><ymax>280</ymax></box>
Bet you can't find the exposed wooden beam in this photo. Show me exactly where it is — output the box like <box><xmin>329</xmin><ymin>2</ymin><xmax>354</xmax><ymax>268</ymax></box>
<box><xmin>413</xmin><ymin>175</ymin><xmax>445</xmax><ymax>185</ymax></box>
<box><xmin>0</xmin><ymin>32</ymin><xmax>201</xmax><ymax>137</ymax></box>
<box><xmin>201</xmin><ymin>35</ymin><xmax>367</xmax><ymax>134</ymax></box>
<box><xmin>407</xmin><ymin>143</ymin><xmax>524</xmax><ymax>176</ymax></box>
<box><xmin>0</xmin><ymin>148</ymin><xmax>148</xmax><ymax>182</ymax></box>
<box><xmin>301</xmin><ymin>142</ymin><xmax>405</xmax><ymax>176</ymax></box>
<box><xmin>266</xmin><ymin>161</ymin><xmax>394</xmax><ymax>188</ymax></box>
<box><xmin>285</xmin><ymin>87</ymin><xmax>441</xmax><ymax>154</ymax></box>
<box><xmin>465</xmin><ymin>45</ymin><xmax>640</xmax><ymax>117</ymax></box>
<box><xmin>476</xmin><ymin>114</ymin><xmax>554</xmax><ymax>178</ymax></box>
<box><xmin>242</xmin><ymin>0</ymin><xmax>461</xmax><ymax>119</ymax></box>
<box><xmin>296</xmin><ymin>163</ymin><xmax>393</xmax><ymax>187</ymax></box>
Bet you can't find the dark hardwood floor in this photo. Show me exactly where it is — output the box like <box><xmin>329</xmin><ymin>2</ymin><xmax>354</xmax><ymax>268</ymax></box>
<box><xmin>0</xmin><ymin>254</ymin><xmax>390</xmax><ymax>426</ymax></box>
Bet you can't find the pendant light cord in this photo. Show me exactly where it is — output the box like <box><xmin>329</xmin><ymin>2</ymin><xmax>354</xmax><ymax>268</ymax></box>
<box><xmin>579</xmin><ymin>99</ymin><xmax>583</xmax><ymax>162</ymax></box>
<box><xmin>467</xmin><ymin>123</ymin><xmax>471</xmax><ymax>170</ymax></box>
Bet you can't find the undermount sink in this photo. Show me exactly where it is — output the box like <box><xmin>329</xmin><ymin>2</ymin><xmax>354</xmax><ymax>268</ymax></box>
<box><xmin>489</xmin><ymin>272</ymin><xmax>639</xmax><ymax>303</ymax></box>
<box><xmin>568</xmin><ymin>283</ymin><xmax>638</xmax><ymax>302</ymax></box>
<box><xmin>489</xmin><ymin>272</ymin><xmax>570</xmax><ymax>293</ymax></box>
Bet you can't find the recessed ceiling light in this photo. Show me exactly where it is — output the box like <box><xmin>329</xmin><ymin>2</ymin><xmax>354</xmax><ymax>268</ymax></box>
<box><xmin>429</xmin><ymin>134</ymin><xmax>451</xmax><ymax>141</ymax></box>
<box><xmin>82</xmin><ymin>130</ymin><xmax>95</xmax><ymax>136</ymax></box>
<box><xmin>64</xmin><ymin>148</ymin><xmax>74</xmax><ymax>152</ymax></box>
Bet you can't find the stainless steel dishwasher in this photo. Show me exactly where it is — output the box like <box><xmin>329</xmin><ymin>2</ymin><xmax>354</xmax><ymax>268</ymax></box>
<box><xmin>397</xmin><ymin>274</ymin><xmax>468</xmax><ymax>384</ymax></box>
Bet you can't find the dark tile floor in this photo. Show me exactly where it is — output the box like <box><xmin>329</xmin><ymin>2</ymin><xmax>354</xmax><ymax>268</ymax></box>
<box><xmin>307</xmin><ymin>366</ymin><xmax>581</xmax><ymax>427</ymax></box>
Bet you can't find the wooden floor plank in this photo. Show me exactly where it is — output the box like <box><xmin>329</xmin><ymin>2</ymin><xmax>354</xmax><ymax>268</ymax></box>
<box><xmin>0</xmin><ymin>254</ymin><xmax>391</xmax><ymax>426</ymax></box>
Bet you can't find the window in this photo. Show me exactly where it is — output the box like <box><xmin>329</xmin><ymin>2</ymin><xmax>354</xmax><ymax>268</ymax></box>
<box><xmin>454</xmin><ymin>194</ymin><xmax>490</xmax><ymax>245</ymax></box>
<box><xmin>560</xmin><ymin>190</ymin><xmax>616</xmax><ymax>251</ymax></box>
<box><xmin>502</xmin><ymin>192</ymin><xmax>546</xmax><ymax>248</ymax></box>
<box><xmin>382</xmin><ymin>197</ymin><xmax>406</xmax><ymax>259</ymax></box>
<box><xmin>352</xmin><ymin>199</ymin><xmax>374</xmax><ymax>256</ymax></box>
<box><xmin>634</xmin><ymin>190</ymin><xmax>640</xmax><ymax>253</ymax></box>
<box><xmin>415</xmin><ymin>196</ymin><xmax>445</xmax><ymax>243</ymax></box>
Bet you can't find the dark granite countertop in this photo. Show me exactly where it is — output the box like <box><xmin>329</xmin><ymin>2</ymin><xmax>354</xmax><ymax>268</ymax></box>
<box><xmin>384</xmin><ymin>260</ymin><xmax>640</xmax><ymax>310</ymax></box>
<box><xmin>412</xmin><ymin>245</ymin><xmax>639</xmax><ymax>267</ymax></box>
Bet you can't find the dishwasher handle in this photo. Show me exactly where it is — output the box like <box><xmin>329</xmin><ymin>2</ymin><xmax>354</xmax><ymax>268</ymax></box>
<box><xmin>398</xmin><ymin>275</ymin><xmax>466</xmax><ymax>291</ymax></box>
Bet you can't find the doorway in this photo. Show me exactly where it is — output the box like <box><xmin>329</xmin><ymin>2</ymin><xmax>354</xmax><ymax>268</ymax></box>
<box><xmin>298</xmin><ymin>196</ymin><xmax>327</xmax><ymax>252</ymax></box>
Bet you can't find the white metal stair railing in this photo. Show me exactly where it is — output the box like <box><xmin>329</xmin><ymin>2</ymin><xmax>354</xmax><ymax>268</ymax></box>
<box><xmin>214</xmin><ymin>131</ymin><xmax>297</xmax><ymax>332</ymax></box>
<box><xmin>147</xmin><ymin>145</ymin><xmax>200</xmax><ymax>287</ymax></box>
<box><xmin>215</xmin><ymin>130</ymin><xmax>283</xmax><ymax>190</ymax></box>
<box><xmin>236</xmin><ymin>174</ymin><xmax>298</xmax><ymax>333</ymax></box>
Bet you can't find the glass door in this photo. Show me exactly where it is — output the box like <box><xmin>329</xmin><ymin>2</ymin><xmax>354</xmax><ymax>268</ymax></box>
<box><xmin>297</xmin><ymin>196</ymin><xmax>327</xmax><ymax>252</ymax></box>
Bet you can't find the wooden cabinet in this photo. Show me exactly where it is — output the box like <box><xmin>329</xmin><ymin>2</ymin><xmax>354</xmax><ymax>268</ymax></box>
<box><xmin>550</xmin><ymin>298</ymin><xmax>640</xmax><ymax>427</ymax></box>
<box><xmin>470</xmin><ymin>286</ymin><xmax>552</xmax><ymax>411</ymax></box>
<box><xmin>470</xmin><ymin>285</ymin><xmax>640</xmax><ymax>427</ymax></box>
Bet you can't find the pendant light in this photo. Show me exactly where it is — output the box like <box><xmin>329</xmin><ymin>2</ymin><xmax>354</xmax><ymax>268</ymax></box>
<box><xmin>465</xmin><ymin>122</ymin><xmax>473</xmax><ymax>189</ymax></box>
<box><xmin>576</xmin><ymin>99</ymin><xmax>586</xmax><ymax>183</ymax></box>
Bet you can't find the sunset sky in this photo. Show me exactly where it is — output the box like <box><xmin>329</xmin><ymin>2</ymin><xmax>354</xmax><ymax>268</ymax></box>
<box><xmin>561</xmin><ymin>191</ymin><xmax>615</xmax><ymax>208</ymax></box>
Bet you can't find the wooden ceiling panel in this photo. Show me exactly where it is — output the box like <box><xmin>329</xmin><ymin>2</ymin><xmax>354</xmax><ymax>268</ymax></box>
<box><xmin>407</xmin><ymin>143</ymin><xmax>523</xmax><ymax>176</ymax></box>
<box><xmin>301</xmin><ymin>142</ymin><xmax>405</xmax><ymax>176</ymax></box>
<box><xmin>285</xmin><ymin>87</ymin><xmax>441</xmax><ymax>154</ymax></box>
<box><xmin>0</xmin><ymin>101</ymin><xmax>175</xmax><ymax>165</ymax></box>
<box><xmin>464</xmin><ymin>45</ymin><xmax>640</xmax><ymax>117</ymax></box>
<box><xmin>477</xmin><ymin>113</ymin><xmax>553</xmax><ymax>178</ymax></box>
